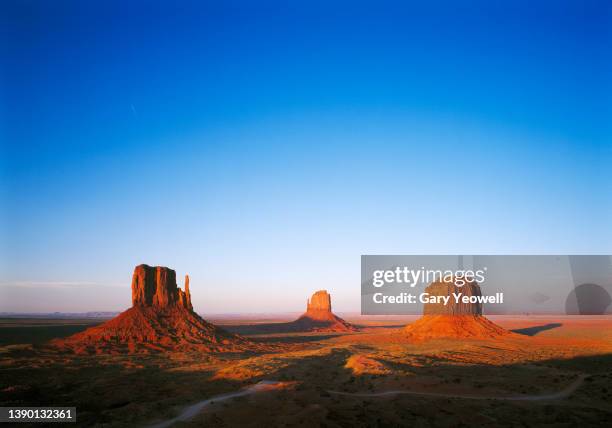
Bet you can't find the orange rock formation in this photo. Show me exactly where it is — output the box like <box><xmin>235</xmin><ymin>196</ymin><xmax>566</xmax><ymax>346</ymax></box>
<box><xmin>404</xmin><ymin>279</ymin><xmax>509</xmax><ymax>340</ymax></box>
<box><xmin>54</xmin><ymin>265</ymin><xmax>249</xmax><ymax>353</ymax></box>
<box><xmin>131</xmin><ymin>265</ymin><xmax>192</xmax><ymax>310</ymax></box>
<box><xmin>290</xmin><ymin>290</ymin><xmax>357</xmax><ymax>332</ymax></box>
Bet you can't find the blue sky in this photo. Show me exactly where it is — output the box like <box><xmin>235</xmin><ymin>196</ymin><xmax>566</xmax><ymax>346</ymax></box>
<box><xmin>1</xmin><ymin>1</ymin><xmax>610</xmax><ymax>313</ymax></box>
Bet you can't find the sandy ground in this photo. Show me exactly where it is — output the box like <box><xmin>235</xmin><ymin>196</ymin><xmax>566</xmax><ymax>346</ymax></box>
<box><xmin>1</xmin><ymin>316</ymin><xmax>611</xmax><ymax>427</ymax></box>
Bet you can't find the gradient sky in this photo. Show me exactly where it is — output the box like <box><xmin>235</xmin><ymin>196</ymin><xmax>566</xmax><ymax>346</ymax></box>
<box><xmin>1</xmin><ymin>0</ymin><xmax>611</xmax><ymax>313</ymax></box>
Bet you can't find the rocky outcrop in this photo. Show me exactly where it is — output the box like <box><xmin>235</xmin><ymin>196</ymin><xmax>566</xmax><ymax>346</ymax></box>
<box><xmin>404</xmin><ymin>278</ymin><xmax>509</xmax><ymax>340</ymax></box>
<box><xmin>224</xmin><ymin>290</ymin><xmax>358</xmax><ymax>335</ymax></box>
<box><xmin>403</xmin><ymin>313</ymin><xmax>509</xmax><ymax>340</ymax></box>
<box><xmin>423</xmin><ymin>280</ymin><xmax>483</xmax><ymax>315</ymax></box>
<box><xmin>303</xmin><ymin>290</ymin><xmax>334</xmax><ymax>321</ymax></box>
<box><xmin>345</xmin><ymin>355</ymin><xmax>390</xmax><ymax>375</ymax></box>
<box><xmin>179</xmin><ymin>275</ymin><xmax>193</xmax><ymax>311</ymax></box>
<box><xmin>307</xmin><ymin>290</ymin><xmax>332</xmax><ymax>313</ymax></box>
<box><xmin>292</xmin><ymin>290</ymin><xmax>357</xmax><ymax>332</ymax></box>
<box><xmin>54</xmin><ymin>265</ymin><xmax>253</xmax><ymax>354</ymax></box>
<box><xmin>131</xmin><ymin>264</ymin><xmax>192</xmax><ymax>310</ymax></box>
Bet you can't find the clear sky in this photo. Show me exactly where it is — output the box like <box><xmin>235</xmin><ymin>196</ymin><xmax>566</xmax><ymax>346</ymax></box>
<box><xmin>1</xmin><ymin>1</ymin><xmax>610</xmax><ymax>313</ymax></box>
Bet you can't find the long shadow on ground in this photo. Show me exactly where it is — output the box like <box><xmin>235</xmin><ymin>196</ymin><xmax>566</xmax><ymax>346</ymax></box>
<box><xmin>511</xmin><ymin>323</ymin><xmax>562</xmax><ymax>336</ymax></box>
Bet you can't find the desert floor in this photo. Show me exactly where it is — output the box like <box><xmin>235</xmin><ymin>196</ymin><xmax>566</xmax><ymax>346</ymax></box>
<box><xmin>1</xmin><ymin>315</ymin><xmax>612</xmax><ymax>427</ymax></box>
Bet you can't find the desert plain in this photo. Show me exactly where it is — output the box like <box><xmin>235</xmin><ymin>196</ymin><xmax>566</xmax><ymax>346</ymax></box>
<box><xmin>1</xmin><ymin>314</ymin><xmax>612</xmax><ymax>427</ymax></box>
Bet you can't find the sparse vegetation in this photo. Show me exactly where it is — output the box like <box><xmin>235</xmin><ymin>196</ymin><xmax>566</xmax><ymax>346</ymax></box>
<box><xmin>1</xmin><ymin>316</ymin><xmax>612</xmax><ymax>426</ymax></box>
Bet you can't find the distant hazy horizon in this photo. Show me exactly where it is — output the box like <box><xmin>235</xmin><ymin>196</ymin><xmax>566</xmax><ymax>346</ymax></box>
<box><xmin>2</xmin><ymin>1</ymin><xmax>610</xmax><ymax>313</ymax></box>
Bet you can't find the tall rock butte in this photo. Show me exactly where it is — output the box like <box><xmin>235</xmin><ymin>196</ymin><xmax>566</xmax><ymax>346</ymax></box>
<box><xmin>131</xmin><ymin>264</ymin><xmax>192</xmax><ymax>311</ymax></box>
<box><xmin>404</xmin><ymin>278</ymin><xmax>509</xmax><ymax>339</ymax></box>
<box><xmin>422</xmin><ymin>280</ymin><xmax>483</xmax><ymax>316</ymax></box>
<box><xmin>305</xmin><ymin>290</ymin><xmax>333</xmax><ymax>319</ymax></box>
<box><xmin>291</xmin><ymin>290</ymin><xmax>357</xmax><ymax>332</ymax></box>
<box><xmin>220</xmin><ymin>290</ymin><xmax>358</xmax><ymax>335</ymax></box>
<box><xmin>54</xmin><ymin>264</ymin><xmax>252</xmax><ymax>354</ymax></box>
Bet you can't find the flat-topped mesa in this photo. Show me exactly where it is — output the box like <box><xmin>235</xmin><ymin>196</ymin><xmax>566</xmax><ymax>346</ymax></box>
<box><xmin>131</xmin><ymin>264</ymin><xmax>192</xmax><ymax>310</ymax></box>
<box><xmin>404</xmin><ymin>277</ymin><xmax>509</xmax><ymax>339</ymax></box>
<box><xmin>306</xmin><ymin>290</ymin><xmax>333</xmax><ymax>318</ymax></box>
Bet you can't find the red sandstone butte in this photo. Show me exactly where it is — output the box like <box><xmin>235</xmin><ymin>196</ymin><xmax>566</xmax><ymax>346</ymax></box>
<box><xmin>131</xmin><ymin>264</ymin><xmax>192</xmax><ymax>310</ymax></box>
<box><xmin>290</xmin><ymin>290</ymin><xmax>357</xmax><ymax>332</ymax></box>
<box><xmin>54</xmin><ymin>264</ymin><xmax>250</xmax><ymax>354</ymax></box>
<box><xmin>404</xmin><ymin>279</ymin><xmax>509</xmax><ymax>340</ymax></box>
